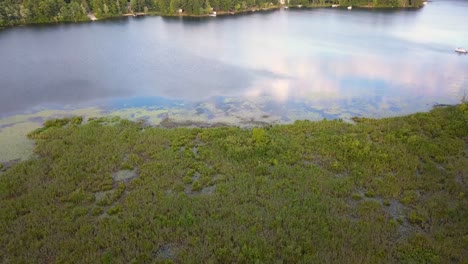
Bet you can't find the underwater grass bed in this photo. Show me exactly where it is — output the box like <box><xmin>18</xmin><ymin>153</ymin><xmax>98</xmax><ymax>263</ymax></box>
<box><xmin>0</xmin><ymin>104</ymin><xmax>467</xmax><ymax>263</ymax></box>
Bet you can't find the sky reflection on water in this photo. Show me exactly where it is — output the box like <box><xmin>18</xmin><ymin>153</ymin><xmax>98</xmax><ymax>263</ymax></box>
<box><xmin>0</xmin><ymin>0</ymin><xmax>467</xmax><ymax>121</ymax></box>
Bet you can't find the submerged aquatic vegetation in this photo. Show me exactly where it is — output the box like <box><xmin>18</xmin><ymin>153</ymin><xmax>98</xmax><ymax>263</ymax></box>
<box><xmin>0</xmin><ymin>105</ymin><xmax>467</xmax><ymax>263</ymax></box>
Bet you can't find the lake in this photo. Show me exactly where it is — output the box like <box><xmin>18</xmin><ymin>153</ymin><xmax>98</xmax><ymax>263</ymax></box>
<box><xmin>0</xmin><ymin>0</ymin><xmax>467</xmax><ymax>161</ymax></box>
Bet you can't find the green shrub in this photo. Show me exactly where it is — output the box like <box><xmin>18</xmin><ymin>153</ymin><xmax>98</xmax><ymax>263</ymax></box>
<box><xmin>67</xmin><ymin>189</ymin><xmax>93</xmax><ymax>204</ymax></box>
<box><xmin>400</xmin><ymin>190</ymin><xmax>418</xmax><ymax>205</ymax></box>
<box><xmin>44</xmin><ymin>118</ymin><xmax>70</xmax><ymax>128</ymax></box>
<box><xmin>91</xmin><ymin>207</ymin><xmax>103</xmax><ymax>216</ymax></box>
<box><xmin>72</xmin><ymin>207</ymin><xmax>88</xmax><ymax>218</ymax></box>
<box><xmin>101</xmin><ymin>251</ymin><xmax>113</xmax><ymax>264</ymax></box>
<box><xmin>120</xmin><ymin>162</ymin><xmax>134</xmax><ymax>170</ymax></box>
<box><xmin>383</xmin><ymin>199</ymin><xmax>391</xmax><ymax>206</ymax></box>
<box><xmin>97</xmin><ymin>196</ymin><xmax>112</xmax><ymax>206</ymax></box>
<box><xmin>183</xmin><ymin>176</ymin><xmax>193</xmax><ymax>184</ymax></box>
<box><xmin>351</xmin><ymin>193</ymin><xmax>362</xmax><ymax>200</ymax></box>
<box><xmin>108</xmin><ymin>205</ymin><xmax>122</xmax><ymax>215</ymax></box>
<box><xmin>252</xmin><ymin>127</ymin><xmax>267</xmax><ymax>144</ymax></box>
<box><xmin>408</xmin><ymin>212</ymin><xmax>424</xmax><ymax>225</ymax></box>
<box><xmin>186</xmin><ymin>169</ymin><xmax>196</xmax><ymax>177</ymax></box>
<box><xmin>70</xmin><ymin>116</ymin><xmax>83</xmax><ymax>125</ymax></box>
<box><xmin>192</xmin><ymin>181</ymin><xmax>202</xmax><ymax>192</ymax></box>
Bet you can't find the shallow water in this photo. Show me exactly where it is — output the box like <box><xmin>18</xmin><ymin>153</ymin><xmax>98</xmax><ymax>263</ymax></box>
<box><xmin>0</xmin><ymin>0</ymin><xmax>468</xmax><ymax>161</ymax></box>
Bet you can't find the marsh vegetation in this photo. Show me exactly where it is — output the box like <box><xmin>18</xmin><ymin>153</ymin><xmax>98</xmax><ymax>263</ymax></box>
<box><xmin>0</xmin><ymin>103</ymin><xmax>467</xmax><ymax>263</ymax></box>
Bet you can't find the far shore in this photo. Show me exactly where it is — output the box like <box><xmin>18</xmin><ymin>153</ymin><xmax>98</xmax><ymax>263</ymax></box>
<box><xmin>121</xmin><ymin>4</ymin><xmax>424</xmax><ymax>19</ymax></box>
<box><xmin>0</xmin><ymin>3</ymin><xmax>424</xmax><ymax>29</ymax></box>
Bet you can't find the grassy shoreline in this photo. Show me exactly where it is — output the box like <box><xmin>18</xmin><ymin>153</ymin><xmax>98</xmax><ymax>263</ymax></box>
<box><xmin>0</xmin><ymin>103</ymin><xmax>466</xmax><ymax>262</ymax></box>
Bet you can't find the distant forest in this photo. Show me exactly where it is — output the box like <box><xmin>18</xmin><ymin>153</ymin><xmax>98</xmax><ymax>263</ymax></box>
<box><xmin>0</xmin><ymin>0</ymin><xmax>423</xmax><ymax>26</ymax></box>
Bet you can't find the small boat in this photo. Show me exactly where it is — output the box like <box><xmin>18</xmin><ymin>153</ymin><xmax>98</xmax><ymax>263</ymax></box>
<box><xmin>297</xmin><ymin>4</ymin><xmax>303</xmax><ymax>7</ymax></box>
<box><xmin>209</xmin><ymin>11</ymin><xmax>217</xmax><ymax>17</ymax></box>
<box><xmin>423</xmin><ymin>1</ymin><xmax>427</xmax><ymax>5</ymax></box>
<box><xmin>284</xmin><ymin>6</ymin><xmax>289</xmax><ymax>9</ymax></box>
<box><xmin>332</xmin><ymin>4</ymin><xmax>339</xmax><ymax>7</ymax></box>
<box><xmin>455</xmin><ymin>48</ymin><xmax>468</xmax><ymax>54</ymax></box>
<box><xmin>347</xmin><ymin>6</ymin><xmax>352</xmax><ymax>10</ymax></box>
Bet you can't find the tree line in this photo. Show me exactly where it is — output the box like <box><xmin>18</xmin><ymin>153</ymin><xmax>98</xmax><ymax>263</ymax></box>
<box><xmin>0</xmin><ymin>0</ymin><xmax>422</xmax><ymax>27</ymax></box>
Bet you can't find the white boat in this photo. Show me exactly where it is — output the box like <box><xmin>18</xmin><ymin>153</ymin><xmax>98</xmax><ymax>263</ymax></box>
<box><xmin>284</xmin><ymin>6</ymin><xmax>289</xmax><ymax>8</ymax></box>
<box><xmin>455</xmin><ymin>48</ymin><xmax>468</xmax><ymax>54</ymax></box>
<box><xmin>332</xmin><ymin>4</ymin><xmax>339</xmax><ymax>7</ymax></box>
<box><xmin>209</xmin><ymin>11</ymin><xmax>217</xmax><ymax>17</ymax></box>
<box><xmin>347</xmin><ymin>6</ymin><xmax>352</xmax><ymax>10</ymax></box>
<box><xmin>298</xmin><ymin>5</ymin><xmax>303</xmax><ymax>7</ymax></box>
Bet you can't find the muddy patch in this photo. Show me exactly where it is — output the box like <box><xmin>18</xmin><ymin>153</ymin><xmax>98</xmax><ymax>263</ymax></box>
<box><xmin>184</xmin><ymin>171</ymin><xmax>217</xmax><ymax>196</ymax></box>
<box><xmin>159</xmin><ymin>117</ymin><xmax>228</xmax><ymax>129</ymax></box>
<box><xmin>153</xmin><ymin>243</ymin><xmax>179</xmax><ymax>261</ymax></box>
<box><xmin>0</xmin><ymin>159</ymin><xmax>21</xmax><ymax>174</ymax></box>
<box><xmin>95</xmin><ymin>190</ymin><xmax>115</xmax><ymax>201</ymax></box>
<box><xmin>185</xmin><ymin>184</ymin><xmax>216</xmax><ymax>196</ymax></box>
<box><xmin>200</xmin><ymin>185</ymin><xmax>216</xmax><ymax>195</ymax></box>
<box><xmin>1</xmin><ymin>158</ymin><xmax>21</xmax><ymax>169</ymax></box>
<box><xmin>346</xmin><ymin>191</ymin><xmax>415</xmax><ymax>238</ymax></box>
<box><xmin>386</xmin><ymin>199</ymin><xmax>406</xmax><ymax>220</ymax></box>
<box><xmin>454</xmin><ymin>171</ymin><xmax>466</xmax><ymax>187</ymax></box>
<box><xmin>112</xmin><ymin>168</ymin><xmax>138</xmax><ymax>182</ymax></box>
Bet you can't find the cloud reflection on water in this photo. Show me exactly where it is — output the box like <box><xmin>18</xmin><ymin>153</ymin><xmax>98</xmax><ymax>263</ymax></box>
<box><xmin>243</xmin><ymin>54</ymin><xmax>467</xmax><ymax>108</ymax></box>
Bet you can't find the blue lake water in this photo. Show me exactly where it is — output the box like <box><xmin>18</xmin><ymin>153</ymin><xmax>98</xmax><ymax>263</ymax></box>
<box><xmin>0</xmin><ymin>0</ymin><xmax>467</xmax><ymax>122</ymax></box>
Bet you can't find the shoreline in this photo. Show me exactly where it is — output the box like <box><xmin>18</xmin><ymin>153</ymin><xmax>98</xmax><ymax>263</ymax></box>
<box><xmin>0</xmin><ymin>4</ymin><xmax>424</xmax><ymax>29</ymax></box>
<box><xmin>0</xmin><ymin>101</ymin><xmax>459</xmax><ymax>164</ymax></box>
